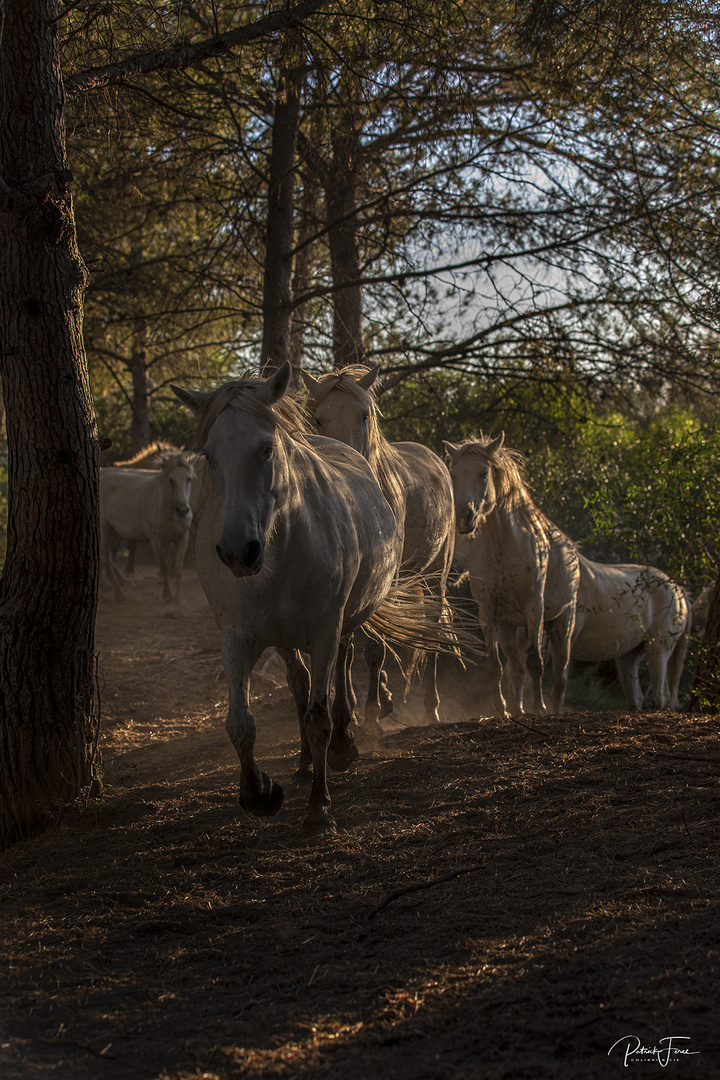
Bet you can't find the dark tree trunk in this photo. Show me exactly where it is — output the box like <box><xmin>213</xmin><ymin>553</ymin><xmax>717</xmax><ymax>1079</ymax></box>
<box><xmin>129</xmin><ymin>320</ymin><xmax>151</xmax><ymax>453</ymax></box>
<box><xmin>326</xmin><ymin>118</ymin><xmax>366</xmax><ymax>370</ymax></box>
<box><xmin>691</xmin><ymin>574</ymin><xmax>720</xmax><ymax>712</ymax></box>
<box><xmin>0</xmin><ymin>0</ymin><xmax>101</xmax><ymax>848</ymax></box>
<box><xmin>260</xmin><ymin>69</ymin><xmax>301</xmax><ymax>375</ymax></box>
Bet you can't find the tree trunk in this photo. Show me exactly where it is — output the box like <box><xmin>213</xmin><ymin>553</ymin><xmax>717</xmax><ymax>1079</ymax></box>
<box><xmin>129</xmin><ymin>320</ymin><xmax>151</xmax><ymax>453</ymax></box>
<box><xmin>260</xmin><ymin>69</ymin><xmax>301</xmax><ymax>375</ymax></box>
<box><xmin>288</xmin><ymin>180</ymin><xmax>318</xmax><ymax>386</ymax></box>
<box><xmin>326</xmin><ymin>117</ymin><xmax>366</xmax><ymax>370</ymax></box>
<box><xmin>0</xmin><ymin>0</ymin><xmax>101</xmax><ymax>848</ymax></box>
<box><xmin>691</xmin><ymin>574</ymin><xmax>720</xmax><ymax>712</ymax></box>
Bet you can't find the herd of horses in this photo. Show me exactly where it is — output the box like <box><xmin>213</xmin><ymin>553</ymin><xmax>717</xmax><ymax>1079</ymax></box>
<box><xmin>99</xmin><ymin>362</ymin><xmax>694</xmax><ymax>834</ymax></box>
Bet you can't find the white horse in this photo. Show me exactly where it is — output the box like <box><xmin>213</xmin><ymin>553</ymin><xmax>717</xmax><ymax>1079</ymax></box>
<box><xmin>100</xmin><ymin>453</ymin><xmax>193</xmax><ymax>602</ymax></box>
<box><xmin>172</xmin><ymin>363</ymin><xmax>453</xmax><ymax>835</ymax></box>
<box><xmin>445</xmin><ymin>434</ymin><xmax>579</xmax><ymax>717</ymax></box>
<box><xmin>573</xmin><ymin>555</ymin><xmax>690</xmax><ymax>710</ymax></box>
<box><xmin>302</xmin><ymin>365</ymin><xmax>455</xmax><ymax>724</ymax></box>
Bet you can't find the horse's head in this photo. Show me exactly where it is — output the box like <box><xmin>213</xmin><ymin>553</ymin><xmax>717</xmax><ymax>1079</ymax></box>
<box><xmin>301</xmin><ymin>365</ymin><xmax>380</xmax><ymax>459</ymax></box>
<box><xmin>172</xmin><ymin>364</ymin><xmax>294</xmax><ymax>578</ymax></box>
<box><xmin>444</xmin><ymin>434</ymin><xmax>504</xmax><ymax>534</ymax></box>
<box><xmin>162</xmin><ymin>456</ymin><xmax>194</xmax><ymax>520</ymax></box>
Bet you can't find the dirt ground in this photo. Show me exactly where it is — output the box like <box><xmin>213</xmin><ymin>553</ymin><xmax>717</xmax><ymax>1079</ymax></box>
<box><xmin>1</xmin><ymin>566</ymin><xmax>719</xmax><ymax>1080</ymax></box>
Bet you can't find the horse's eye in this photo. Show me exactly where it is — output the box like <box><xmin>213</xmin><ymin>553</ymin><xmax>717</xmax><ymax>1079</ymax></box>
<box><xmin>314</xmin><ymin>417</ymin><xmax>322</xmax><ymax>430</ymax></box>
<box><xmin>261</xmin><ymin>443</ymin><xmax>274</xmax><ymax>460</ymax></box>
<box><xmin>362</xmin><ymin>413</ymin><xmax>369</xmax><ymax>425</ymax></box>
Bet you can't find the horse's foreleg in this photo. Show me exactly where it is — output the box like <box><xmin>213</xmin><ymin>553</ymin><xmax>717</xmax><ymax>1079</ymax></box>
<box><xmin>616</xmin><ymin>646</ymin><xmax>644</xmax><ymax>710</ymax></box>
<box><xmin>278</xmin><ymin>648</ymin><xmax>312</xmax><ymax>789</ymax></box>
<box><xmin>102</xmin><ymin>523</ymin><xmax>126</xmax><ymax>601</ymax></box>
<box><xmin>522</xmin><ymin>613</ymin><xmax>547</xmax><ymax>715</ymax></box>
<box><xmin>222</xmin><ymin>630</ymin><xmax>283</xmax><ymax>817</ymax></box>
<box><xmin>173</xmin><ymin>529</ymin><xmax>190</xmax><ymax>601</ymax></box>
<box><xmin>329</xmin><ymin>634</ymin><xmax>360</xmax><ymax>772</ymax></box>
<box><xmin>667</xmin><ymin>630</ymin><xmax>689</xmax><ymax>711</ymax></box>
<box><xmin>498</xmin><ymin>624</ymin><xmax>525</xmax><ymax>715</ymax></box>
<box><xmin>150</xmin><ymin>535</ymin><xmax>173</xmax><ymax>601</ymax></box>
<box><xmin>483</xmin><ymin>622</ymin><xmax>509</xmax><ymax>718</ymax></box>
<box><xmin>302</xmin><ymin>635</ymin><xmax>341</xmax><ymax>836</ymax></box>
<box><xmin>645</xmin><ymin>640</ymin><xmax>672</xmax><ymax>710</ymax></box>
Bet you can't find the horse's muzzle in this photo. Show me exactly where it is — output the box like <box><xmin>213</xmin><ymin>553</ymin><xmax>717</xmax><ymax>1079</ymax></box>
<box><xmin>216</xmin><ymin>539</ymin><xmax>264</xmax><ymax>577</ymax></box>
<box><xmin>175</xmin><ymin>505</ymin><xmax>190</xmax><ymax>518</ymax></box>
<box><xmin>457</xmin><ymin>511</ymin><xmax>476</xmax><ymax>534</ymax></box>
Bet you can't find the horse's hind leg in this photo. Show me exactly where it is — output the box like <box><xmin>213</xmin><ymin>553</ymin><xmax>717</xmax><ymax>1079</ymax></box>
<box><xmin>363</xmin><ymin>634</ymin><xmax>391</xmax><ymax>728</ymax></box>
<box><xmin>222</xmin><ymin>630</ymin><xmax>283</xmax><ymax>817</ymax></box>
<box><xmin>328</xmin><ymin>634</ymin><xmax>360</xmax><ymax>772</ymax></box>
<box><xmin>102</xmin><ymin>523</ymin><xmax>126</xmax><ymax>601</ymax></box>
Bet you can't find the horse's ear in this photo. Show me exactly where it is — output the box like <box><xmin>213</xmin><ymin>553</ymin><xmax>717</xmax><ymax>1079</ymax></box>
<box><xmin>257</xmin><ymin>361</ymin><xmax>292</xmax><ymax>406</ymax></box>
<box><xmin>357</xmin><ymin>364</ymin><xmax>380</xmax><ymax>391</ymax></box>
<box><xmin>301</xmin><ymin>369</ymin><xmax>322</xmax><ymax>400</ymax></box>
<box><xmin>171</xmin><ymin>385</ymin><xmax>210</xmax><ymax>413</ymax></box>
<box><xmin>487</xmin><ymin>432</ymin><xmax>505</xmax><ymax>455</ymax></box>
<box><xmin>443</xmin><ymin>440</ymin><xmax>462</xmax><ymax>463</ymax></box>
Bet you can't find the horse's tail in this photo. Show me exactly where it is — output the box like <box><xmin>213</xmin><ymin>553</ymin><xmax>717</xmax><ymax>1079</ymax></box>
<box><xmin>365</xmin><ymin>573</ymin><xmax>481</xmax><ymax>662</ymax></box>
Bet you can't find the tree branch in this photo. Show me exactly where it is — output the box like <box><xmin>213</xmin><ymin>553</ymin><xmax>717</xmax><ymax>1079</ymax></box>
<box><xmin>65</xmin><ymin>0</ymin><xmax>330</xmax><ymax>96</ymax></box>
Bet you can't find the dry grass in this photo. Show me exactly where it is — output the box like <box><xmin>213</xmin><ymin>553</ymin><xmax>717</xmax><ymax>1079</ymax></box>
<box><xmin>0</xmin><ymin>570</ymin><xmax>718</xmax><ymax>1079</ymax></box>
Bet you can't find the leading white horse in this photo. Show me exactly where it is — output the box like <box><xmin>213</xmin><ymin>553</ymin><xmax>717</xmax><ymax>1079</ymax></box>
<box><xmin>173</xmin><ymin>363</ymin><xmax>450</xmax><ymax>835</ymax></box>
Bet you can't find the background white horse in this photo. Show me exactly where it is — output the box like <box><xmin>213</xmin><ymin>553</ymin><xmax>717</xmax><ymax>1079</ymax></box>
<box><xmin>100</xmin><ymin>453</ymin><xmax>194</xmax><ymax>602</ymax></box>
<box><xmin>573</xmin><ymin>555</ymin><xmax>689</xmax><ymax>710</ymax></box>
<box><xmin>445</xmin><ymin>434</ymin><xmax>579</xmax><ymax>717</ymax></box>
<box><xmin>173</xmin><ymin>363</ymin><xmax>456</xmax><ymax>836</ymax></box>
<box><xmin>302</xmin><ymin>365</ymin><xmax>455</xmax><ymax>724</ymax></box>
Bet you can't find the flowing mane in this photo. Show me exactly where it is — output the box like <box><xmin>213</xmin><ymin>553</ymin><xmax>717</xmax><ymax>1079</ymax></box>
<box><xmin>193</xmin><ymin>377</ymin><xmax>311</xmax><ymax>449</ymax></box>
<box><xmin>112</xmin><ymin>441</ymin><xmax>181</xmax><ymax>468</ymax></box>
<box><xmin>454</xmin><ymin>436</ymin><xmax>553</xmax><ymax>540</ymax></box>
<box><xmin>307</xmin><ymin>365</ymin><xmax>406</xmax><ymax>515</ymax></box>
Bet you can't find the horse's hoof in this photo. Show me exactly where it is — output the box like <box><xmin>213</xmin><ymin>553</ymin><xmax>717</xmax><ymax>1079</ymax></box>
<box><xmin>292</xmin><ymin>767</ymin><xmax>313</xmax><ymax>791</ymax></box>
<box><xmin>300</xmin><ymin>811</ymin><xmax>337</xmax><ymax>838</ymax></box>
<box><xmin>327</xmin><ymin>738</ymin><xmax>360</xmax><ymax>772</ymax></box>
<box><xmin>379</xmin><ymin>691</ymin><xmax>394</xmax><ymax>718</ymax></box>
<box><xmin>238</xmin><ymin>773</ymin><xmax>284</xmax><ymax>817</ymax></box>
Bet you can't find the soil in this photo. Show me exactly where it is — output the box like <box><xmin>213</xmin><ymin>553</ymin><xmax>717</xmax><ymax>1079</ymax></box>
<box><xmin>1</xmin><ymin>567</ymin><xmax>719</xmax><ymax>1080</ymax></box>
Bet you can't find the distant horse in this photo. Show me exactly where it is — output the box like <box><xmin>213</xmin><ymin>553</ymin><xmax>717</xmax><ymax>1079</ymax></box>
<box><xmin>445</xmin><ymin>434</ymin><xmax>579</xmax><ymax>717</ymax></box>
<box><xmin>302</xmin><ymin>365</ymin><xmax>455</xmax><ymax>724</ymax></box>
<box><xmin>572</xmin><ymin>555</ymin><xmax>690</xmax><ymax>710</ymax></box>
<box><xmin>100</xmin><ymin>454</ymin><xmax>194</xmax><ymax>602</ymax></box>
<box><xmin>172</xmin><ymin>363</ymin><xmax>458</xmax><ymax>835</ymax></box>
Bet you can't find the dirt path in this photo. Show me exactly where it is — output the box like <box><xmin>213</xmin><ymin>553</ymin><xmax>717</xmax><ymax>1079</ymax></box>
<box><xmin>1</xmin><ymin>569</ymin><xmax>719</xmax><ymax>1079</ymax></box>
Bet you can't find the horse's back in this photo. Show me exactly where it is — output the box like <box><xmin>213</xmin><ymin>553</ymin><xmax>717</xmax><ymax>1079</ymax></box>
<box><xmin>573</xmin><ymin>555</ymin><xmax>687</xmax><ymax>660</ymax></box>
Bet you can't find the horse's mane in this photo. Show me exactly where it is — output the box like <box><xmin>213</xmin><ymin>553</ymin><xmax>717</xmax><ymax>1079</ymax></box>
<box><xmin>193</xmin><ymin>377</ymin><xmax>311</xmax><ymax>448</ymax></box>
<box><xmin>307</xmin><ymin>365</ymin><xmax>406</xmax><ymax>514</ymax></box>
<box><xmin>113</xmin><ymin>441</ymin><xmax>180</xmax><ymax>468</ymax></box>
<box><xmin>455</xmin><ymin>436</ymin><xmax>552</xmax><ymax>539</ymax></box>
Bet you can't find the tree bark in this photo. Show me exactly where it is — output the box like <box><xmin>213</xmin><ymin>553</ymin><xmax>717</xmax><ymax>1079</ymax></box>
<box><xmin>691</xmin><ymin>573</ymin><xmax>720</xmax><ymax>712</ymax></box>
<box><xmin>288</xmin><ymin>180</ymin><xmax>318</xmax><ymax>386</ymax></box>
<box><xmin>129</xmin><ymin>320</ymin><xmax>151</xmax><ymax>453</ymax></box>
<box><xmin>260</xmin><ymin>69</ymin><xmax>302</xmax><ymax>375</ymax></box>
<box><xmin>326</xmin><ymin>116</ymin><xmax>366</xmax><ymax>370</ymax></box>
<box><xmin>0</xmin><ymin>0</ymin><xmax>101</xmax><ymax>848</ymax></box>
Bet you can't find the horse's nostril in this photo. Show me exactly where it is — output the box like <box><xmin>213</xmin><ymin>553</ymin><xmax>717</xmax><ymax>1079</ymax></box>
<box><xmin>243</xmin><ymin>540</ymin><xmax>263</xmax><ymax>568</ymax></box>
